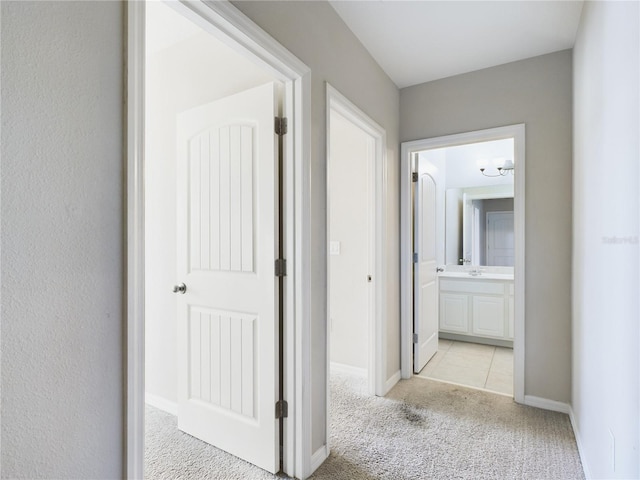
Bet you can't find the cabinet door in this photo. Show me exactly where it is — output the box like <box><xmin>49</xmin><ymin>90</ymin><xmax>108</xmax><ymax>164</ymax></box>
<box><xmin>472</xmin><ymin>296</ymin><xmax>505</xmax><ymax>337</ymax></box>
<box><xmin>439</xmin><ymin>294</ymin><xmax>469</xmax><ymax>333</ymax></box>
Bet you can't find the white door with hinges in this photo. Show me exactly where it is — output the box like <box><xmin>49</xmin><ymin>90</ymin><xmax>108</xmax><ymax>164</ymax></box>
<box><xmin>414</xmin><ymin>169</ymin><xmax>439</xmax><ymax>373</ymax></box>
<box><xmin>175</xmin><ymin>82</ymin><xmax>280</xmax><ymax>474</ymax></box>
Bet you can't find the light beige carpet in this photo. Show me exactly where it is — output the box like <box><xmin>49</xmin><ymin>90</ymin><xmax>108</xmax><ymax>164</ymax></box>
<box><xmin>145</xmin><ymin>373</ymin><xmax>584</xmax><ymax>479</ymax></box>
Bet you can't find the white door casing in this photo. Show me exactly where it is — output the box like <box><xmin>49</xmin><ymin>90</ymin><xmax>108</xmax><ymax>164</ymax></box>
<box><xmin>486</xmin><ymin>211</ymin><xmax>515</xmax><ymax>266</ymax></box>
<box><xmin>400</xmin><ymin>124</ymin><xmax>525</xmax><ymax>406</ymax></box>
<box><xmin>128</xmin><ymin>2</ymin><xmax>314</xmax><ymax>478</ymax></box>
<box><xmin>414</xmin><ymin>171</ymin><xmax>438</xmax><ymax>373</ymax></box>
<box><xmin>176</xmin><ymin>82</ymin><xmax>280</xmax><ymax>474</ymax></box>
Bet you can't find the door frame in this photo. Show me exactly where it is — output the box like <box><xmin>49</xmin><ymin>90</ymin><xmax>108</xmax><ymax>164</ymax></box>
<box><xmin>325</xmin><ymin>84</ymin><xmax>387</xmax><ymax>399</ymax></box>
<box><xmin>400</xmin><ymin>124</ymin><xmax>526</xmax><ymax>404</ymax></box>
<box><xmin>126</xmin><ymin>1</ymin><xmax>312</xmax><ymax>478</ymax></box>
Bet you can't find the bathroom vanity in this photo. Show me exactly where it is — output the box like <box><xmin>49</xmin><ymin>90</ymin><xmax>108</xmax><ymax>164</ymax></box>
<box><xmin>438</xmin><ymin>271</ymin><xmax>514</xmax><ymax>347</ymax></box>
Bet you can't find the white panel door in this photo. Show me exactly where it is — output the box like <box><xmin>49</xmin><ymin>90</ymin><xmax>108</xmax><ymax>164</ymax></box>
<box><xmin>486</xmin><ymin>211</ymin><xmax>515</xmax><ymax>266</ymax></box>
<box><xmin>414</xmin><ymin>172</ymin><xmax>438</xmax><ymax>373</ymax></box>
<box><xmin>176</xmin><ymin>83</ymin><xmax>279</xmax><ymax>474</ymax></box>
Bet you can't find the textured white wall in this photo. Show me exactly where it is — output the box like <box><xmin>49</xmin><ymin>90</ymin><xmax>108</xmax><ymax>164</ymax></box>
<box><xmin>1</xmin><ymin>2</ymin><xmax>124</xmax><ymax>478</ymax></box>
<box><xmin>401</xmin><ymin>50</ymin><xmax>573</xmax><ymax>403</ymax></box>
<box><xmin>232</xmin><ymin>1</ymin><xmax>401</xmax><ymax>455</ymax></box>
<box><xmin>572</xmin><ymin>1</ymin><xmax>639</xmax><ymax>477</ymax></box>
<box><xmin>328</xmin><ymin>112</ymin><xmax>371</xmax><ymax>370</ymax></box>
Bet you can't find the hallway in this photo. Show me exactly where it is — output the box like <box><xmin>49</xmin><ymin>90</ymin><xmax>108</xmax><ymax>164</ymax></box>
<box><xmin>145</xmin><ymin>372</ymin><xmax>583</xmax><ymax>479</ymax></box>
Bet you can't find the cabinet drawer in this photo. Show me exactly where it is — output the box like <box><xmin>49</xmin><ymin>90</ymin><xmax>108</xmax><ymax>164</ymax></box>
<box><xmin>440</xmin><ymin>279</ymin><xmax>505</xmax><ymax>295</ymax></box>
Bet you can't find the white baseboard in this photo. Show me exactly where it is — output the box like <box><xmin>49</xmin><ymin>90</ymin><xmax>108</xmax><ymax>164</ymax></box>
<box><xmin>310</xmin><ymin>445</ymin><xmax>329</xmax><ymax>475</ymax></box>
<box><xmin>145</xmin><ymin>393</ymin><xmax>178</xmax><ymax>416</ymax></box>
<box><xmin>330</xmin><ymin>362</ymin><xmax>367</xmax><ymax>377</ymax></box>
<box><xmin>569</xmin><ymin>407</ymin><xmax>592</xmax><ymax>479</ymax></box>
<box><xmin>383</xmin><ymin>370</ymin><xmax>401</xmax><ymax>395</ymax></box>
<box><xmin>524</xmin><ymin>397</ymin><xmax>591</xmax><ymax>479</ymax></box>
<box><xmin>523</xmin><ymin>395</ymin><xmax>571</xmax><ymax>414</ymax></box>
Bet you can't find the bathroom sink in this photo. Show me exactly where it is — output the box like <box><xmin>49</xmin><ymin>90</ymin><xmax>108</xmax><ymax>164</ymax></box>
<box><xmin>438</xmin><ymin>271</ymin><xmax>514</xmax><ymax>280</ymax></box>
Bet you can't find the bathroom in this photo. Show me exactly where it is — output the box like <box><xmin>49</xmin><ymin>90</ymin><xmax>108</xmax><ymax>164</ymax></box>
<box><xmin>416</xmin><ymin>137</ymin><xmax>516</xmax><ymax>396</ymax></box>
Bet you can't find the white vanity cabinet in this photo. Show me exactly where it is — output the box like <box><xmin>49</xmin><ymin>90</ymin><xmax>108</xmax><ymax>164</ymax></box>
<box><xmin>439</xmin><ymin>276</ymin><xmax>514</xmax><ymax>345</ymax></box>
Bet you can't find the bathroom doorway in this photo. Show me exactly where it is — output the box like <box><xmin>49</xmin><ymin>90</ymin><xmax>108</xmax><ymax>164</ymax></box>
<box><xmin>400</xmin><ymin>125</ymin><xmax>525</xmax><ymax>402</ymax></box>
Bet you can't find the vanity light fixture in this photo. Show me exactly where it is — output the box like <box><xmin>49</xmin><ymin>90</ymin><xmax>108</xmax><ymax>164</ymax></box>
<box><xmin>479</xmin><ymin>158</ymin><xmax>515</xmax><ymax>177</ymax></box>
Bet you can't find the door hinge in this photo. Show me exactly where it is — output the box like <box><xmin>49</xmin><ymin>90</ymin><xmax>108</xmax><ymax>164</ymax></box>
<box><xmin>412</xmin><ymin>172</ymin><xmax>418</xmax><ymax>182</ymax></box>
<box><xmin>275</xmin><ymin>117</ymin><xmax>288</xmax><ymax>136</ymax></box>
<box><xmin>413</xmin><ymin>333</ymin><xmax>418</xmax><ymax>344</ymax></box>
<box><xmin>413</xmin><ymin>252</ymin><xmax>418</xmax><ymax>263</ymax></box>
<box><xmin>275</xmin><ymin>400</ymin><xmax>288</xmax><ymax>419</ymax></box>
<box><xmin>275</xmin><ymin>258</ymin><xmax>287</xmax><ymax>277</ymax></box>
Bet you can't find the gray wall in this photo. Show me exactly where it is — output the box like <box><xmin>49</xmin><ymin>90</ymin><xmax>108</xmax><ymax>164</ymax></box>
<box><xmin>401</xmin><ymin>51</ymin><xmax>573</xmax><ymax>402</ymax></box>
<box><xmin>1</xmin><ymin>1</ymin><xmax>124</xmax><ymax>478</ymax></box>
<box><xmin>233</xmin><ymin>1</ymin><xmax>401</xmax><ymax>454</ymax></box>
<box><xmin>572</xmin><ymin>1</ymin><xmax>639</xmax><ymax>477</ymax></box>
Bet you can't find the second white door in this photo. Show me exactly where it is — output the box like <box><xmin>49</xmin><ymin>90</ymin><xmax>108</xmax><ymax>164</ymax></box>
<box><xmin>414</xmin><ymin>170</ymin><xmax>438</xmax><ymax>373</ymax></box>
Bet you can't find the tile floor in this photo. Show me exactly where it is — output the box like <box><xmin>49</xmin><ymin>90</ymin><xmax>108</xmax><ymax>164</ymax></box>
<box><xmin>417</xmin><ymin>339</ymin><xmax>514</xmax><ymax>395</ymax></box>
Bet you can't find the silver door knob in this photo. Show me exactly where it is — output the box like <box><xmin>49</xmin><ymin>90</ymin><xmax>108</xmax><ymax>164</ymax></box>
<box><xmin>172</xmin><ymin>283</ymin><xmax>187</xmax><ymax>294</ymax></box>
<box><xmin>436</xmin><ymin>267</ymin><xmax>444</xmax><ymax>273</ymax></box>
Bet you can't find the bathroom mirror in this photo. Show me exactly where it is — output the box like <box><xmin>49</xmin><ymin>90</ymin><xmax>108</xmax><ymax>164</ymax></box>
<box><xmin>445</xmin><ymin>186</ymin><xmax>515</xmax><ymax>266</ymax></box>
<box><xmin>438</xmin><ymin>139</ymin><xmax>515</xmax><ymax>267</ymax></box>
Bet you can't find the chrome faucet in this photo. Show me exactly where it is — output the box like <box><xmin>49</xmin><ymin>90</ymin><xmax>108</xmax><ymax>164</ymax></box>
<box><xmin>468</xmin><ymin>266</ymin><xmax>484</xmax><ymax>276</ymax></box>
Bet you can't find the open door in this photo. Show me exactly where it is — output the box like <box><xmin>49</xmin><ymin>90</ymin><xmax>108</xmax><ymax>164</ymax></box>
<box><xmin>414</xmin><ymin>170</ymin><xmax>438</xmax><ymax>373</ymax></box>
<box><xmin>175</xmin><ymin>83</ymin><xmax>280</xmax><ymax>473</ymax></box>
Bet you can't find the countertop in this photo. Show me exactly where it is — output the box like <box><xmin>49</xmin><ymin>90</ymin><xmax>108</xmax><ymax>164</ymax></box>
<box><xmin>438</xmin><ymin>271</ymin><xmax>514</xmax><ymax>281</ymax></box>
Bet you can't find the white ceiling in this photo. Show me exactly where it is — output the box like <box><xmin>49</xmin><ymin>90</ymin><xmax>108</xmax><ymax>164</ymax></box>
<box><xmin>329</xmin><ymin>1</ymin><xmax>584</xmax><ymax>88</ymax></box>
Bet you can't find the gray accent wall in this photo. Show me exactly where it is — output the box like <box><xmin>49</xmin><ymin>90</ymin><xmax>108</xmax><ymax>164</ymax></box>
<box><xmin>572</xmin><ymin>1</ymin><xmax>639</xmax><ymax>477</ymax></box>
<box><xmin>1</xmin><ymin>1</ymin><xmax>124</xmax><ymax>478</ymax></box>
<box><xmin>401</xmin><ymin>51</ymin><xmax>573</xmax><ymax>403</ymax></box>
<box><xmin>233</xmin><ymin>1</ymin><xmax>401</xmax><ymax>455</ymax></box>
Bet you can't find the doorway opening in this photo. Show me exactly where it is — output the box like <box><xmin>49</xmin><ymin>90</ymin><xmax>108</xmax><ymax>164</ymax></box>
<box><xmin>400</xmin><ymin>125</ymin><xmax>526</xmax><ymax>403</ymax></box>
<box><xmin>325</xmin><ymin>84</ymin><xmax>388</xmax><ymax>458</ymax></box>
<box><xmin>126</xmin><ymin>1</ymin><xmax>312</xmax><ymax>478</ymax></box>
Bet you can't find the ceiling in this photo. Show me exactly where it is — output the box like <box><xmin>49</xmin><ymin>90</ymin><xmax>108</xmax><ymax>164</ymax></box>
<box><xmin>329</xmin><ymin>1</ymin><xmax>584</xmax><ymax>88</ymax></box>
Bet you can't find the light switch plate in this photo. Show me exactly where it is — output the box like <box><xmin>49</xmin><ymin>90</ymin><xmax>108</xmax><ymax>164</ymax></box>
<box><xmin>329</xmin><ymin>241</ymin><xmax>341</xmax><ymax>255</ymax></box>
